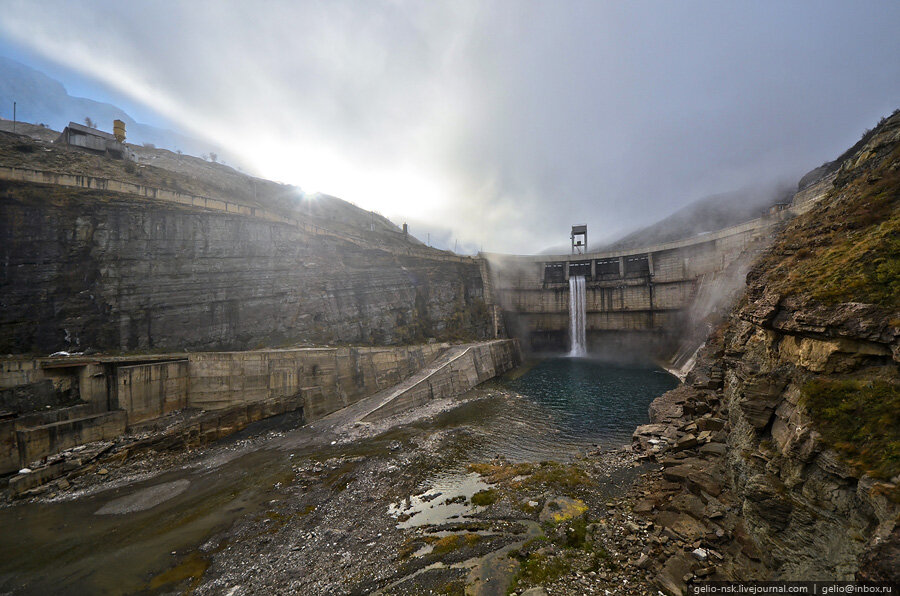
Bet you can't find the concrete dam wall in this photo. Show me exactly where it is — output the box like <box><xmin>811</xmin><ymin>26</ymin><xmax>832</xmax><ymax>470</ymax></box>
<box><xmin>481</xmin><ymin>149</ymin><xmax>840</xmax><ymax>358</ymax></box>
<box><xmin>484</xmin><ymin>213</ymin><xmax>793</xmax><ymax>356</ymax></box>
<box><xmin>0</xmin><ymin>177</ymin><xmax>493</xmax><ymax>354</ymax></box>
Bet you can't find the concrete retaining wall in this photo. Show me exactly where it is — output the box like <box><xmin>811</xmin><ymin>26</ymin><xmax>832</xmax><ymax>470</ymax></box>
<box><xmin>15</xmin><ymin>411</ymin><xmax>126</xmax><ymax>467</ymax></box>
<box><xmin>792</xmin><ymin>172</ymin><xmax>837</xmax><ymax>209</ymax></box>
<box><xmin>115</xmin><ymin>360</ymin><xmax>189</xmax><ymax>424</ymax></box>
<box><xmin>0</xmin><ymin>341</ymin><xmax>524</xmax><ymax>473</ymax></box>
<box><xmin>362</xmin><ymin>340</ymin><xmax>521</xmax><ymax>421</ymax></box>
<box><xmin>186</xmin><ymin>344</ymin><xmax>447</xmax><ymax>414</ymax></box>
<box><xmin>1</xmin><ymin>404</ymin><xmax>104</xmax><ymax>471</ymax></box>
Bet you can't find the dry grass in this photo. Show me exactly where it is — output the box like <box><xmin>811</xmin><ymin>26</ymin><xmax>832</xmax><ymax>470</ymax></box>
<box><xmin>749</xmin><ymin>143</ymin><xmax>900</xmax><ymax>308</ymax></box>
<box><xmin>468</xmin><ymin>461</ymin><xmax>592</xmax><ymax>494</ymax></box>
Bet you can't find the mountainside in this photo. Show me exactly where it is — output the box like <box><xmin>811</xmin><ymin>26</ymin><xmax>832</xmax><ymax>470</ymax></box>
<box><xmin>602</xmin><ymin>184</ymin><xmax>795</xmax><ymax>252</ymax></box>
<box><xmin>632</xmin><ymin>110</ymin><xmax>899</xmax><ymax>591</ymax></box>
<box><xmin>601</xmin><ymin>113</ymin><xmax>899</xmax><ymax>254</ymax></box>
<box><xmin>0</xmin><ymin>56</ymin><xmax>230</xmax><ymax>163</ymax></box>
<box><xmin>0</xmin><ymin>130</ymin><xmax>490</xmax><ymax>354</ymax></box>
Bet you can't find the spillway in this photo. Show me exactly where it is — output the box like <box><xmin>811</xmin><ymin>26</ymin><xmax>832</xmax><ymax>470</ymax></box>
<box><xmin>568</xmin><ymin>275</ymin><xmax>587</xmax><ymax>356</ymax></box>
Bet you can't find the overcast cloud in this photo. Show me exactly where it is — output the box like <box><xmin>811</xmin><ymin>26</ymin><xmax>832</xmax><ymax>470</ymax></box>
<box><xmin>1</xmin><ymin>0</ymin><xmax>898</xmax><ymax>253</ymax></box>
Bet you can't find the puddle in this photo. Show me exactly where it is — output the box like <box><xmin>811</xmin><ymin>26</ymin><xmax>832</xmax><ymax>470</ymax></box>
<box><xmin>388</xmin><ymin>472</ymin><xmax>492</xmax><ymax>529</ymax></box>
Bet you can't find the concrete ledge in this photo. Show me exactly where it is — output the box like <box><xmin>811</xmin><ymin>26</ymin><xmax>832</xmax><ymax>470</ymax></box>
<box><xmin>1</xmin><ymin>404</ymin><xmax>98</xmax><ymax>475</ymax></box>
<box><xmin>8</xmin><ymin>458</ymin><xmax>84</xmax><ymax>496</ymax></box>
<box><xmin>128</xmin><ymin>394</ymin><xmax>303</xmax><ymax>454</ymax></box>
<box><xmin>15</xmin><ymin>411</ymin><xmax>126</xmax><ymax>466</ymax></box>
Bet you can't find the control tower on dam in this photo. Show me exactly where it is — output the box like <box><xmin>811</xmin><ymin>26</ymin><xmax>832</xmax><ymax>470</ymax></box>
<box><xmin>482</xmin><ymin>211</ymin><xmax>792</xmax><ymax>357</ymax></box>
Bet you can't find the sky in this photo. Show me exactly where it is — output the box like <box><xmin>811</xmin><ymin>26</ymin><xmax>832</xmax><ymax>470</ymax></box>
<box><xmin>0</xmin><ymin>1</ymin><xmax>898</xmax><ymax>254</ymax></box>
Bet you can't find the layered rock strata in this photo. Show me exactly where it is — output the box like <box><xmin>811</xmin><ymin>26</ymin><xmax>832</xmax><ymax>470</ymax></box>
<box><xmin>0</xmin><ymin>179</ymin><xmax>492</xmax><ymax>353</ymax></box>
<box><xmin>632</xmin><ymin>111</ymin><xmax>900</xmax><ymax>593</ymax></box>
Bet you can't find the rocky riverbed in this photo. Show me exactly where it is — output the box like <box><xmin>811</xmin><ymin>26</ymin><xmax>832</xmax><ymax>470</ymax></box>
<box><xmin>10</xmin><ymin>341</ymin><xmax>890</xmax><ymax>595</ymax></box>
<box><xmin>0</xmin><ymin>378</ymin><xmax>701</xmax><ymax>595</ymax></box>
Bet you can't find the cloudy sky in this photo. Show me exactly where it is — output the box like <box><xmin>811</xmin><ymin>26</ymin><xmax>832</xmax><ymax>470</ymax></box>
<box><xmin>1</xmin><ymin>1</ymin><xmax>898</xmax><ymax>253</ymax></box>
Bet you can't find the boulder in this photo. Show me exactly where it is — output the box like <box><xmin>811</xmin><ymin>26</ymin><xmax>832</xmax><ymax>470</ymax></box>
<box><xmin>696</xmin><ymin>417</ymin><xmax>726</xmax><ymax>432</ymax></box>
<box><xmin>655</xmin><ymin>552</ymin><xmax>693</xmax><ymax>595</ymax></box>
<box><xmin>655</xmin><ymin>511</ymin><xmax>708</xmax><ymax>542</ymax></box>
<box><xmin>634</xmin><ymin>498</ymin><xmax>657</xmax><ymax>513</ymax></box>
<box><xmin>539</xmin><ymin>496</ymin><xmax>587</xmax><ymax>523</ymax></box>
<box><xmin>699</xmin><ymin>442</ymin><xmax>727</xmax><ymax>457</ymax></box>
<box><xmin>649</xmin><ymin>386</ymin><xmax>697</xmax><ymax>424</ymax></box>
<box><xmin>674</xmin><ymin>434</ymin><xmax>699</xmax><ymax>451</ymax></box>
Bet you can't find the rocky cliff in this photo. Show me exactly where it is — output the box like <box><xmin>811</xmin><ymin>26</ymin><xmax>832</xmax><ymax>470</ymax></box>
<box><xmin>0</xmin><ymin>131</ymin><xmax>492</xmax><ymax>354</ymax></box>
<box><xmin>633</xmin><ymin>110</ymin><xmax>899</xmax><ymax>591</ymax></box>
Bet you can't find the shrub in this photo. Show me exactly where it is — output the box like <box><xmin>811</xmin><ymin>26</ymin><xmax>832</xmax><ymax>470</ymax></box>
<box><xmin>801</xmin><ymin>379</ymin><xmax>899</xmax><ymax>480</ymax></box>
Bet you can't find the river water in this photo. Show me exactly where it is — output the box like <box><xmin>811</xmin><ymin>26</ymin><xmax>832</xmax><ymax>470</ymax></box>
<box><xmin>0</xmin><ymin>357</ymin><xmax>676</xmax><ymax>594</ymax></box>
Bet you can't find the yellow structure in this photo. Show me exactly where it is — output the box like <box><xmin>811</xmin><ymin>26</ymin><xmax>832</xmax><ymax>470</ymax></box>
<box><xmin>113</xmin><ymin>119</ymin><xmax>126</xmax><ymax>142</ymax></box>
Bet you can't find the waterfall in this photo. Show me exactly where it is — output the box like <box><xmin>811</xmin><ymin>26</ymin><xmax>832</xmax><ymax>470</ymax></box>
<box><xmin>568</xmin><ymin>275</ymin><xmax>587</xmax><ymax>356</ymax></box>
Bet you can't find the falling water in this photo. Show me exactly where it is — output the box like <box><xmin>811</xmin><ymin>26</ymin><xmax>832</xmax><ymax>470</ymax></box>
<box><xmin>568</xmin><ymin>275</ymin><xmax>587</xmax><ymax>356</ymax></box>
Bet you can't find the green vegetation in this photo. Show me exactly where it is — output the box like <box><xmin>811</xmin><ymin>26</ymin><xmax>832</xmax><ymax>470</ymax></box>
<box><xmin>146</xmin><ymin>551</ymin><xmax>209</xmax><ymax>593</ymax></box>
<box><xmin>468</xmin><ymin>461</ymin><xmax>592</xmax><ymax>494</ymax></box>
<box><xmin>801</xmin><ymin>379</ymin><xmax>900</xmax><ymax>480</ymax></box>
<box><xmin>524</xmin><ymin>462</ymin><xmax>592</xmax><ymax>490</ymax></box>
<box><xmin>436</xmin><ymin>580</ymin><xmax>465</xmax><ymax>595</ymax></box>
<box><xmin>753</xmin><ymin>144</ymin><xmax>900</xmax><ymax>308</ymax></box>
<box><xmin>397</xmin><ymin>537</ymin><xmax>422</xmax><ymax>559</ymax></box>
<box><xmin>505</xmin><ymin>517</ymin><xmax>603</xmax><ymax>594</ymax></box>
<box><xmin>471</xmin><ymin>489</ymin><xmax>499</xmax><ymax>506</ymax></box>
<box><xmin>554</xmin><ymin>517</ymin><xmax>589</xmax><ymax>549</ymax></box>
<box><xmin>508</xmin><ymin>552</ymin><xmax>572</xmax><ymax>591</ymax></box>
<box><xmin>468</xmin><ymin>462</ymin><xmax>535</xmax><ymax>483</ymax></box>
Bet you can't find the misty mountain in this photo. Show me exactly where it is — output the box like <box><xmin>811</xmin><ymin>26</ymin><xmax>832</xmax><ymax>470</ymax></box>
<box><xmin>0</xmin><ymin>56</ymin><xmax>230</xmax><ymax>163</ymax></box>
<box><xmin>597</xmin><ymin>184</ymin><xmax>795</xmax><ymax>252</ymax></box>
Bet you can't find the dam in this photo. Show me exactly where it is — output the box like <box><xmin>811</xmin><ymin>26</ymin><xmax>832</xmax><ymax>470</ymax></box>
<box><xmin>0</xmin><ymin>124</ymin><xmax>833</xmax><ymax>481</ymax></box>
<box><xmin>483</xmin><ymin>212</ymin><xmax>785</xmax><ymax>355</ymax></box>
<box><xmin>479</xmin><ymin>166</ymin><xmax>833</xmax><ymax>357</ymax></box>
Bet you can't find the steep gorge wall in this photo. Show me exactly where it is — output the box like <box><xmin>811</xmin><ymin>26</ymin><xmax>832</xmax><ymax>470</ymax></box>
<box><xmin>0</xmin><ymin>180</ymin><xmax>492</xmax><ymax>353</ymax></box>
<box><xmin>720</xmin><ymin>299</ymin><xmax>897</xmax><ymax>579</ymax></box>
<box><xmin>632</xmin><ymin>111</ymin><xmax>900</xmax><ymax>590</ymax></box>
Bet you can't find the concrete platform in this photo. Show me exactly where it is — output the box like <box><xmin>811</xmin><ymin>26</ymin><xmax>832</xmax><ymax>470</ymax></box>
<box><xmin>15</xmin><ymin>410</ymin><xmax>127</xmax><ymax>466</ymax></box>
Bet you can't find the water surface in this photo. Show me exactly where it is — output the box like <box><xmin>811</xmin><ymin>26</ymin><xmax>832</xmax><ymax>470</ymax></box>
<box><xmin>427</xmin><ymin>357</ymin><xmax>677</xmax><ymax>463</ymax></box>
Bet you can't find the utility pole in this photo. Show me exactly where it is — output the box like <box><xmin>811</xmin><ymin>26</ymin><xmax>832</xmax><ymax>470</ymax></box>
<box><xmin>12</xmin><ymin>101</ymin><xmax>16</xmax><ymax>134</ymax></box>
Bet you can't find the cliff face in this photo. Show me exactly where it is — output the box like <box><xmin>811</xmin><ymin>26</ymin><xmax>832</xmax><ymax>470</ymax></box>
<box><xmin>0</xmin><ymin>178</ymin><xmax>491</xmax><ymax>354</ymax></box>
<box><xmin>720</xmin><ymin>307</ymin><xmax>897</xmax><ymax>579</ymax></box>
<box><xmin>634</xmin><ymin>111</ymin><xmax>899</xmax><ymax>590</ymax></box>
<box><xmin>721</xmin><ymin>111</ymin><xmax>899</xmax><ymax>580</ymax></box>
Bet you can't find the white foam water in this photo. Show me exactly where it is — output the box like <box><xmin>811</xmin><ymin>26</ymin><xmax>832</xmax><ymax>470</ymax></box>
<box><xmin>568</xmin><ymin>275</ymin><xmax>587</xmax><ymax>357</ymax></box>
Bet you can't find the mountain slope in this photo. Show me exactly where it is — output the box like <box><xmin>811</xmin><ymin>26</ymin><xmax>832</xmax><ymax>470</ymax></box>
<box><xmin>600</xmin><ymin>184</ymin><xmax>794</xmax><ymax>252</ymax></box>
<box><xmin>0</xmin><ymin>56</ymin><xmax>228</xmax><ymax>161</ymax></box>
